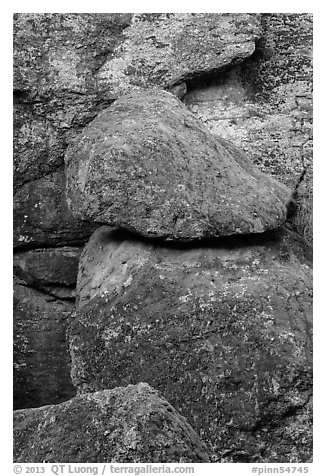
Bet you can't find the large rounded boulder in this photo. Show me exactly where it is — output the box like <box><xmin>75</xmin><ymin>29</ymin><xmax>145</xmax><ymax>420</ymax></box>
<box><xmin>69</xmin><ymin>226</ymin><xmax>312</xmax><ymax>462</ymax></box>
<box><xmin>65</xmin><ymin>90</ymin><xmax>291</xmax><ymax>240</ymax></box>
<box><xmin>14</xmin><ymin>383</ymin><xmax>210</xmax><ymax>463</ymax></box>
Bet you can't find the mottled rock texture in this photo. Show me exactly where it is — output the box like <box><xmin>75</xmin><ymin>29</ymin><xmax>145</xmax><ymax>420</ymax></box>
<box><xmin>13</xmin><ymin>104</ymin><xmax>66</xmax><ymax>193</ymax></box>
<box><xmin>185</xmin><ymin>14</ymin><xmax>312</xmax><ymax>240</ymax></box>
<box><xmin>185</xmin><ymin>14</ymin><xmax>312</xmax><ymax>187</ymax></box>
<box><xmin>13</xmin><ymin>13</ymin><xmax>260</xmax><ymax>190</ymax></box>
<box><xmin>70</xmin><ymin>226</ymin><xmax>312</xmax><ymax>462</ymax></box>
<box><xmin>14</xmin><ymin>383</ymin><xmax>210</xmax><ymax>463</ymax></box>
<box><xmin>13</xmin><ymin>13</ymin><xmax>313</xmax><ymax>463</ymax></box>
<box><xmin>65</xmin><ymin>90</ymin><xmax>291</xmax><ymax>240</ymax></box>
<box><xmin>14</xmin><ymin>278</ymin><xmax>76</xmax><ymax>410</ymax></box>
<box><xmin>292</xmin><ymin>171</ymin><xmax>313</xmax><ymax>246</ymax></box>
<box><xmin>14</xmin><ymin>247</ymin><xmax>82</xmax><ymax>300</ymax></box>
<box><xmin>13</xmin><ymin>12</ymin><xmax>311</xmax><ymax>246</ymax></box>
<box><xmin>13</xmin><ymin>13</ymin><xmax>131</xmax><ymax>190</ymax></box>
<box><xmin>96</xmin><ymin>13</ymin><xmax>261</xmax><ymax>96</ymax></box>
<box><xmin>13</xmin><ymin>169</ymin><xmax>97</xmax><ymax>249</ymax></box>
<box><xmin>13</xmin><ymin>245</ymin><xmax>84</xmax><ymax>409</ymax></box>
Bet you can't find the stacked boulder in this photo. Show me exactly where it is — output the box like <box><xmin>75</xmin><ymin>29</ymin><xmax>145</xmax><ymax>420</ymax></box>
<box><xmin>65</xmin><ymin>90</ymin><xmax>290</xmax><ymax>239</ymax></box>
<box><xmin>13</xmin><ymin>13</ymin><xmax>312</xmax><ymax>464</ymax></box>
<box><xmin>13</xmin><ymin>13</ymin><xmax>263</xmax><ymax>411</ymax></box>
<box><xmin>64</xmin><ymin>90</ymin><xmax>311</xmax><ymax>462</ymax></box>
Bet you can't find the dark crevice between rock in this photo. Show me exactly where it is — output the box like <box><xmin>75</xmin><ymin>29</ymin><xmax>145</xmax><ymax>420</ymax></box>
<box><xmin>181</xmin><ymin>31</ymin><xmax>275</xmax><ymax>103</ymax></box>
<box><xmin>183</xmin><ymin>61</ymin><xmax>248</xmax><ymax>94</ymax></box>
<box><xmin>88</xmin><ymin>223</ymin><xmax>312</xmax><ymax>265</ymax></box>
<box><xmin>13</xmin><ymin>235</ymin><xmax>93</xmax><ymax>253</ymax></box>
<box><xmin>15</xmin><ymin>278</ymin><xmax>77</xmax><ymax>304</ymax></box>
<box><xmin>184</xmin><ymin>42</ymin><xmax>272</xmax><ymax>103</ymax></box>
<box><xmin>286</xmin><ymin>166</ymin><xmax>308</xmax><ymax>224</ymax></box>
<box><xmin>13</xmin><ymin>89</ymin><xmax>42</xmax><ymax>105</ymax></box>
<box><xmin>98</xmin><ymin>222</ymin><xmax>304</xmax><ymax>249</ymax></box>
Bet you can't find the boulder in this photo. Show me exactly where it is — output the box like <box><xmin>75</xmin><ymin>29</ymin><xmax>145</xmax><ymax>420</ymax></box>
<box><xmin>14</xmin><ymin>247</ymin><xmax>82</xmax><ymax>300</ymax></box>
<box><xmin>65</xmin><ymin>90</ymin><xmax>291</xmax><ymax>240</ymax></box>
<box><xmin>14</xmin><ymin>383</ymin><xmax>210</xmax><ymax>463</ymax></box>
<box><xmin>13</xmin><ymin>14</ymin><xmax>132</xmax><ymax>190</ymax></box>
<box><xmin>14</xmin><ymin>13</ymin><xmax>260</xmax><ymax>103</ymax></box>
<box><xmin>69</xmin><ymin>226</ymin><xmax>312</xmax><ymax>462</ymax></box>
<box><xmin>96</xmin><ymin>13</ymin><xmax>261</xmax><ymax>96</ymax></box>
<box><xmin>185</xmin><ymin>14</ymin><xmax>313</xmax><ymax>191</ymax></box>
<box><xmin>13</xmin><ymin>169</ymin><xmax>97</xmax><ymax>249</ymax></box>
<box><xmin>14</xmin><ymin>279</ymin><xmax>76</xmax><ymax>410</ymax></box>
<box><xmin>13</xmin><ymin>13</ymin><xmax>261</xmax><ymax>191</ymax></box>
<box><xmin>13</xmin><ymin>105</ymin><xmax>66</xmax><ymax>191</ymax></box>
<box><xmin>13</xmin><ymin>13</ymin><xmax>132</xmax><ymax>102</ymax></box>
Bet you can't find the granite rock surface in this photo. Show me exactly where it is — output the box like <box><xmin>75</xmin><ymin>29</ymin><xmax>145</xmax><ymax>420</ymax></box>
<box><xmin>70</xmin><ymin>226</ymin><xmax>312</xmax><ymax>462</ymax></box>
<box><xmin>14</xmin><ymin>383</ymin><xmax>210</xmax><ymax>463</ymax></box>
<box><xmin>65</xmin><ymin>90</ymin><xmax>291</xmax><ymax>240</ymax></box>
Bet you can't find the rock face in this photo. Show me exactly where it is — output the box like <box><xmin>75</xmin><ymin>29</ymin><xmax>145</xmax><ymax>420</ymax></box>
<box><xmin>185</xmin><ymin>14</ymin><xmax>312</xmax><ymax>189</ymax></box>
<box><xmin>65</xmin><ymin>90</ymin><xmax>291</xmax><ymax>240</ymax></box>
<box><xmin>96</xmin><ymin>13</ymin><xmax>261</xmax><ymax>96</ymax></box>
<box><xmin>292</xmin><ymin>171</ymin><xmax>313</xmax><ymax>246</ymax></box>
<box><xmin>185</xmin><ymin>14</ymin><xmax>312</xmax><ymax>238</ymax></box>
<box><xmin>13</xmin><ymin>169</ymin><xmax>97</xmax><ymax>249</ymax></box>
<box><xmin>14</xmin><ymin>279</ymin><xmax>76</xmax><ymax>410</ymax></box>
<box><xmin>13</xmin><ymin>13</ymin><xmax>313</xmax><ymax>464</ymax></box>
<box><xmin>70</xmin><ymin>226</ymin><xmax>312</xmax><ymax>462</ymax></box>
<box><xmin>13</xmin><ymin>245</ymin><xmax>85</xmax><ymax>409</ymax></box>
<box><xmin>13</xmin><ymin>13</ymin><xmax>260</xmax><ymax>191</ymax></box>
<box><xmin>14</xmin><ymin>383</ymin><xmax>210</xmax><ymax>463</ymax></box>
<box><xmin>13</xmin><ymin>13</ymin><xmax>311</xmax><ymax>246</ymax></box>
<box><xmin>13</xmin><ymin>105</ymin><xmax>66</xmax><ymax>193</ymax></box>
<box><xmin>14</xmin><ymin>247</ymin><xmax>82</xmax><ymax>300</ymax></box>
<box><xmin>13</xmin><ymin>14</ymin><xmax>132</xmax><ymax>190</ymax></box>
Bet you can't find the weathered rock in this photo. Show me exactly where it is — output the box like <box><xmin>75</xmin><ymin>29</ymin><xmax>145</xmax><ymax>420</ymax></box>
<box><xmin>13</xmin><ymin>13</ymin><xmax>261</xmax><ymax>191</ymax></box>
<box><xmin>250</xmin><ymin>395</ymin><xmax>312</xmax><ymax>463</ymax></box>
<box><xmin>14</xmin><ymin>246</ymin><xmax>81</xmax><ymax>286</ymax></box>
<box><xmin>70</xmin><ymin>226</ymin><xmax>312</xmax><ymax>462</ymax></box>
<box><xmin>65</xmin><ymin>90</ymin><xmax>291</xmax><ymax>240</ymax></box>
<box><xmin>13</xmin><ymin>383</ymin><xmax>210</xmax><ymax>463</ymax></box>
<box><xmin>14</xmin><ymin>247</ymin><xmax>82</xmax><ymax>300</ymax></box>
<box><xmin>13</xmin><ymin>169</ymin><xmax>97</xmax><ymax>249</ymax></box>
<box><xmin>14</xmin><ymin>279</ymin><xmax>76</xmax><ymax>410</ymax></box>
<box><xmin>13</xmin><ymin>13</ymin><xmax>132</xmax><ymax>101</ymax></box>
<box><xmin>13</xmin><ymin>13</ymin><xmax>132</xmax><ymax>190</ymax></box>
<box><xmin>185</xmin><ymin>14</ymin><xmax>312</xmax><ymax>191</ymax></box>
<box><xmin>13</xmin><ymin>104</ymin><xmax>66</xmax><ymax>191</ymax></box>
<box><xmin>292</xmin><ymin>171</ymin><xmax>312</xmax><ymax>246</ymax></box>
<box><xmin>96</xmin><ymin>13</ymin><xmax>262</xmax><ymax>96</ymax></box>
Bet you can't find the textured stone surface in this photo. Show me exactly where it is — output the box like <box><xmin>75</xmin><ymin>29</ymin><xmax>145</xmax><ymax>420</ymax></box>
<box><xmin>70</xmin><ymin>226</ymin><xmax>312</xmax><ymax>462</ymax></box>
<box><xmin>13</xmin><ymin>169</ymin><xmax>97</xmax><ymax>249</ymax></box>
<box><xmin>184</xmin><ymin>14</ymin><xmax>312</xmax><ymax>243</ymax></box>
<box><xmin>12</xmin><ymin>13</ymin><xmax>313</xmax><ymax>463</ymax></box>
<box><xmin>185</xmin><ymin>14</ymin><xmax>312</xmax><ymax>189</ymax></box>
<box><xmin>14</xmin><ymin>279</ymin><xmax>76</xmax><ymax>410</ymax></box>
<box><xmin>65</xmin><ymin>90</ymin><xmax>291</xmax><ymax>240</ymax></box>
<box><xmin>14</xmin><ymin>247</ymin><xmax>81</xmax><ymax>287</ymax></box>
<box><xmin>13</xmin><ymin>105</ymin><xmax>66</xmax><ymax>192</ymax></box>
<box><xmin>96</xmin><ymin>13</ymin><xmax>261</xmax><ymax>96</ymax></box>
<box><xmin>14</xmin><ymin>383</ymin><xmax>210</xmax><ymax>463</ymax></box>
<box><xmin>292</xmin><ymin>171</ymin><xmax>313</xmax><ymax>246</ymax></box>
<box><xmin>13</xmin><ymin>13</ymin><xmax>260</xmax><ymax>191</ymax></box>
<box><xmin>14</xmin><ymin>247</ymin><xmax>82</xmax><ymax>300</ymax></box>
<box><xmin>13</xmin><ymin>13</ymin><xmax>132</xmax><ymax>189</ymax></box>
